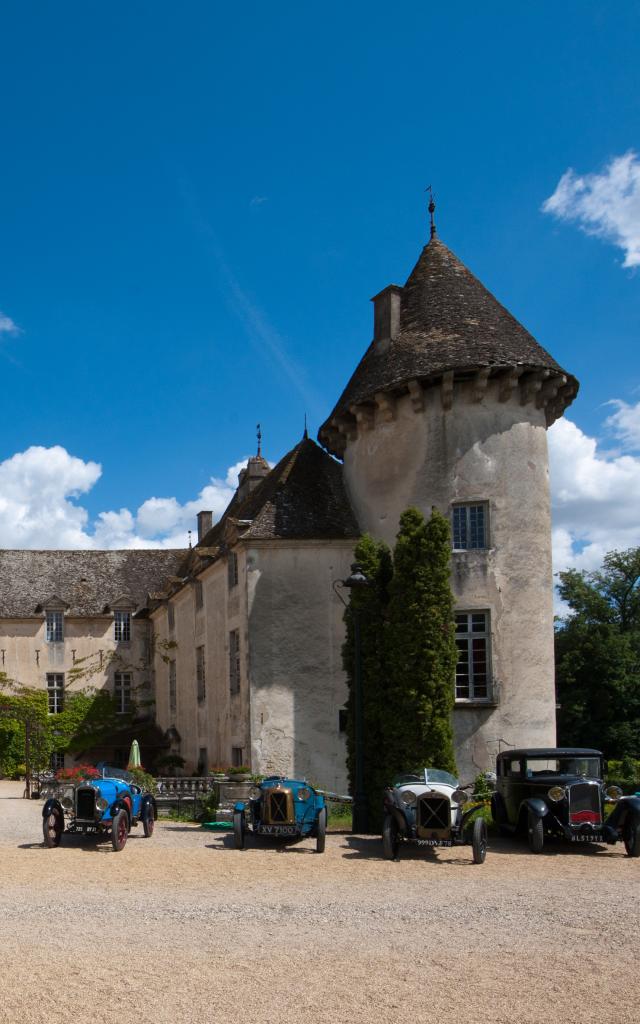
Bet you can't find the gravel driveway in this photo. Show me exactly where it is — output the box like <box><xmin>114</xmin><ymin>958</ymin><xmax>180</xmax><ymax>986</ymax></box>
<box><xmin>1</xmin><ymin>780</ymin><xmax>638</xmax><ymax>1024</ymax></box>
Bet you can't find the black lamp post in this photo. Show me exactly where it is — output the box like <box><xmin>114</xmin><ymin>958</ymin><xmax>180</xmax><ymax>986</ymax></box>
<box><xmin>334</xmin><ymin>562</ymin><xmax>370</xmax><ymax>834</ymax></box>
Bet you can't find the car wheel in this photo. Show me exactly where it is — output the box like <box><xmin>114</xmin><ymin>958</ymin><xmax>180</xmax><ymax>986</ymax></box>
<box><xmin>111</xmin><ymin>809</ymin><xmax>129</xmax><ymax>852</ymax></box>
<box><xmin>623</xmin><ymin>816</ymin><xmax>640</xmax><ymax>858</ymax></box>
<box><xmin>382</xmin><ymin>813</ymin><xmax>399</xmax><ymax>861</ymax></box>
<box><xmin>316</xmin><ymin>807</ymin><xmax>327</xmax><ymax>853</ymax></box>
<box><xmin>233</xmin><ymin>811</ymin><xmax>245</xmax><ymax>850</ymax></box>
<box><xmin>472</xmin><ymin>816</ymin><xmax>488</xmax><ymax>864</ymax></box>
<box><xmin>43</xmin><ymin>808</ymin><xmax>63</xmax><ymax>848</ymax></box>
<box><xmin>142</xmin><ymin>804</ymin><xmax>155</xmax><ymax>838</ymax></box>
<box><xmin>528</xmin><ymin>811</ymin><xmax>544</xmax><ymax>854</ymax></box>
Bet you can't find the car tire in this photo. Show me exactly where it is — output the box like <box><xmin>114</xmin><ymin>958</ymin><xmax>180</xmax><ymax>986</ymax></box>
<box><xmin>623</xmin><ymin>816</ymin><xmax>640</xmax><ymax>858</ymax></box>
<box><xmin>43</xmin><ymin>808</ymin><xmax>63</xmax><ymax>848</ymax></box>
<box><xmin>142</xmin><ymin>803</ymin><xmax>155</xmax><ymax>838</ymax></box>
<box><xmin>316</xmin><ymin>807</ymin><xmax>327</xmax><ymax>854</ymax></box>
<box><xmin>111</xmin><ymin>809</ymin><xmax>129</xmax><ymax>852</ymax></box>
<box><xmin>472</xmin><ymin>816</ymin><xmax>488</xmax><ymax>864</ymax></box>
<box><xmin>528</xmin><ymin>811</ymin><xmax>544</xmax><ymax>854</ymax></box>
<box><xmin>382</xmin><ymin>813</ymin><xmax>399</xmax><ymax>861</ymax></box>
<box><xmin>233</xmin><ymin>811</ymin><xmax>245</xmax><ymax>850</ymax></box>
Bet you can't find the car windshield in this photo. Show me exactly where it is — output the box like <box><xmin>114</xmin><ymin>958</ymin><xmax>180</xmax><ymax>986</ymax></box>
<box><xmin>523</xmin><ymin>757</ymin><xmax>601</xmax><ymax>779</ymax></box>
<box><xmin>100</xmin><ymin>766</ymin><xmax>133</xmax><ymax>783</ymax></box>
<box><xmin>424</xmin><ymin>769</ymin><xmax>459</xmax><ymax>788</ymax></box>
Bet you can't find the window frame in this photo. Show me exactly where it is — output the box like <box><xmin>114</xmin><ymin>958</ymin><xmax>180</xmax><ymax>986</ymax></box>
<box><xmin>228</xmin><ymin>551</ymin><xmax>239</xmax><ymax>590</ymax></box>
<box><xmin>454</xmin><ymin>610</ymin><xmax>492</xmax><ymax>703</ymax></box>
<box><xmin>451</xmin><ymin>501</ymin><xmax>489</xmax><ymax>551</ymax></box>
<box><xmin>45</xmin><ymin>610</ymin><xmax>64</xmax><ymax>643</ymax></box>
<box><xmin>114</xmin><ymin>671</ymin><xmax>133</xmax><ymax>715</ymax></box>
<box><xmin>196</xmin><ymin>645</ymin><xmax>206</xmax><ymax>704</ymax></box>
<box><xmin>229</xmin><ymin>629</ymin><xmax>241</xmax><ymax>695</ymax></box>
<box><xmin>46</xmin><ymin>673</ymin><xmax>65</xmax><ymax>714</ymax></box>
<box><xmin>114</xmin><ymin>609</ymin><xmax>131</xmax><ymax>644</ymax></box>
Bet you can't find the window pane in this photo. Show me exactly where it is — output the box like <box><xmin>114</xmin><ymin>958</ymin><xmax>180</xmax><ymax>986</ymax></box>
<box><xmin>114</xmin><ymin>672</ymin><xmax>132</xmax><ymax>714</ymax></box>
<box><xmin>452</xmin><ymin>506</ymin><xmax>467</xmax><ymax>549</ymax></box>
<box><xmin>469</xmin><ymin>505</ymin><xmax>485</xmax><ymax>548</ymax></box>
<box><xmin>471</xmin><ymin>613</ymin><xmax>487</xmax><ymax>632</ymax></box>
<box><xmin>46</xmin><ymin>611</ymin><xmax>64</xmax><ymax>642</ymax></box>
<box><xmin>47</xmin><ymin>674</ymin><xmax>64</xmax><ymax>714</ymax></box>
<box><xmin>114</xmin><ymin>611</ymin><xmax>131</xmax><ymax>643</ymax></box>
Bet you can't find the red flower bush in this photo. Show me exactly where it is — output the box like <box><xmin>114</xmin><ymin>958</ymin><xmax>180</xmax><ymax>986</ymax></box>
<box><xmin>55</xmin><ymin>764</ymin><xmax>100</xmax><ymax>782</ymax></box>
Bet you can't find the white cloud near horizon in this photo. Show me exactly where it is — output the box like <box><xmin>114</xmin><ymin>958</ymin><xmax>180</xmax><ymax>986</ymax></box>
<box><xmin>542</xmin><ymin>151</ymin><xmax>640</xmax><ymax>268</ymax></box>
<box><xmin>0</xmin><ymin>312</ymin><xmax>20</xmax><ymax>337</ymax></box>
<box><xmin>0</xmin><ymin>406</ymin><xmax>639</xmax><ymax>569</ymax></box>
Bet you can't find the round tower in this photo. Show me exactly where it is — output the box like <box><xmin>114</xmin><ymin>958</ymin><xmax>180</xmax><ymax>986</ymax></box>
<box><xmin>318</xmin><ymin>225</ymin><xmax>578</xmax><ymax>780</ymax></box>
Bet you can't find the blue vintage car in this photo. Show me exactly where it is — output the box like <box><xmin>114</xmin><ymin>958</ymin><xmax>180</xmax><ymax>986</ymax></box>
<box><xmin>233</xmin><ymin>776</ymin><xmax>327</xmax><ymax>852</ymax></box>
<box><xmin>42</xmin><ymin>767</ymin><xmax>157</xmax><ymax>852</ymax></box>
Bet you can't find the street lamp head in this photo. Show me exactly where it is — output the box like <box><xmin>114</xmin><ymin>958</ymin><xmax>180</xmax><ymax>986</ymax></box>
<box><xmin>342</xmin><ymin>563</ymin><xmax>370</xmax><ymax>589</ymax></box>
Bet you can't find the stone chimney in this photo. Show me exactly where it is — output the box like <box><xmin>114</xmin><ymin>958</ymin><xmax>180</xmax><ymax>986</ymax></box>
<box><xmin>371</xmin><ymin>284</ymin><xmax>402</xmax><ymax>352</ymax></box>
<box><xmin>197</xmin><ymin>511</ymin><xmax>213</xmax><ymax>543</ymax></box>
<box><xmin>237</xmin><ymin>456</ymin><xmax>270</xmax><ymax>504</ymax></box>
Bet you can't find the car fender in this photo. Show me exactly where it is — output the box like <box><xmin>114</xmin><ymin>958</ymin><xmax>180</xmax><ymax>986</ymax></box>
<box><xmin>383</xmin><ymin>788</ymin><xmax>409</xmax><ymax>833</ymax></box>
<box><xmin>111</xmin><ymin>798</ymin><xmax>131</xmax><ymax>824</ymax></box>
<box><xmin>42</xmin><ymin>797</ymin><xmax>63</xmax><ymax>819</ymax></box>
<box><xmin>523</xmin><ymin>797</ymin><xmax>549</xmax><ymax>819</ymax></box>
<box><xmin>607</xmin><ymin>795</ymin><xmax>640</xmax><ymax>832</ymax></box>
<box><xmin>142</xmin><ymin>794</ymin><xmax>157</xmax><ymax>820</ymax></box>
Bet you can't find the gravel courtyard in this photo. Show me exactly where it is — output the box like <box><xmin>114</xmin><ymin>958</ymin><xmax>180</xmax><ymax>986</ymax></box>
<box><xmin>0</xmin><ymin>781</ymin><xmax>638</xmax><ymax>1024</ymax></box>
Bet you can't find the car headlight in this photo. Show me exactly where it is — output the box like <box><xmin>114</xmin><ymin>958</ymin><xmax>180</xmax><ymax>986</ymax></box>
<box><xmin>452</xmin><ymin>789</ymin><xmax>468</xmax><ymax>805</ymax></box>
<box><xmin>547</xmin><ymin>786</ymin><xmax>566</xmax><ymax>802</ymax></box>
<box><xmin>61</xmin><ymin>795</ymin><xmax>74</xmax><ymax>810</ymax></box>
<box><xmin>401</xmin><ymin>790</ymin><xmax>416</xmax><ymax>806</ymax></box>
<box><xmin>605</xmin><ymin>785</ymin><xmax>622</xmax><ymax>801</ymax></box>
<box><xmin>296</xmin><ymin>788</ymin><xmax>311</xmax><ymax>802</ymax></box>
<box><xmin>96</xmin><ymin>797</ymin><xmax>109</xmax><ymax>812</ymax></box>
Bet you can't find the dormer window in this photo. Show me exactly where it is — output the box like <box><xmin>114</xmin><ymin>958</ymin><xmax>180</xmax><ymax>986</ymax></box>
<box><xmin>114</xmin><ymin>610</ymin><xmax>131</xmax><ymax>643</ymax></box>
<box><xmin>46</xmin><ymin>611</ymin><xmax>64</xmax><ymax>643</ymax></box>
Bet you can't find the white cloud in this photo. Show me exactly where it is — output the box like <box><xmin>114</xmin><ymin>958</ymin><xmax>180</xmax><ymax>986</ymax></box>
<box><xmin>542</xmin><ymin>151</ymin><xmax>640</xmax><ymax>267</ymax></box>
<box><xmin>0</xmin><ymin>446</ymin><xmax>254</xmax><ymax>550</ymax></box>
<box><xmin>604</xmin><ymin>399</ymin><xmax>640</xmax><ymax>451</ymax></box>
<box><xmin>549</xmin><ymin>409</ymin><xmax>640</xmax><ymax>577</ymax></box>
<box><xmin>0</xmin><ymin>312</ymin><xmax>20</xmax><ymax>337</ymax></box>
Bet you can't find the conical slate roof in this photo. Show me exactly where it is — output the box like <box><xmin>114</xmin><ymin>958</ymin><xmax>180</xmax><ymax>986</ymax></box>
<box><xmin>318</xmin><ymin>236</ymin><xmax>577</xmax><ymax>452</ymax></box>
<box><xmin>199</xmin><ymin>437</ymin><xmax>359</xmax><ymax>545</ymax></box>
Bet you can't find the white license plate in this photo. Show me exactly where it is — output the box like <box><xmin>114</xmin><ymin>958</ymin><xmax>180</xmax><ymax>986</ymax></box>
<box><xmin>416</xmin><ymin>839</ymin><xmax>452</xmax><ymax>847</ymax></box>
<box><xmin>258</xmin><ymin>825</ymin><xmax>298</xmax><ymax>836</ymax></box>
<box><xmin>570</xmin><ymin>834</ymin><xmax>604</xmax><ymax>843</ymax></box>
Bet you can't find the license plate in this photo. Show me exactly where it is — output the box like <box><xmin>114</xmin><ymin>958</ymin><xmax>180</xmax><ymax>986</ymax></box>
<box><xmin>257</xmin><ymin>825</ymin><xmax>298</xmax><ymax>836</ymax></box>
<box><xmin>570</xmin><ymin>834</ymin><xmax>604</xmax><ymax>843</ymax></box>
<box><xmin>70</xmin><ymin>825</ymin><xmax>99</xmax><ymax>834</ymax></box>
<box><xmin>416</xmin><ymin>839</ymin><xmax>452</xmax><ymax>847</ymax></box>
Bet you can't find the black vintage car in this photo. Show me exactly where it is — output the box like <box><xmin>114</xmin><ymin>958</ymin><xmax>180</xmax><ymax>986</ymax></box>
<box><xmin>491</xmin><ymin>747</ymin><xmax>640</xmax><ymax>856</ymax></box>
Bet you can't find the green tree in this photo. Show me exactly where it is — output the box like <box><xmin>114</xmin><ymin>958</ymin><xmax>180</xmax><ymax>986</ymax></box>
<box><xmin>341</xmin><ymin>508</ymin><xmax>458</xmax><ymax>831</ymax></box>
<box><xmin>386</xmin><ymin>507</ymin><xmax>458</xmax><ymax>778</ymax></box>
<box><xmin>555</xmin><ymin>548</ymin><xmax>640</xmax><ymax>758</ymax></box>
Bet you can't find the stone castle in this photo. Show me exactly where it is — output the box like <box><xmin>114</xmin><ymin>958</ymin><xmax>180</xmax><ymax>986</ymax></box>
<box><xmin>0</xmin><ymin>217</ymin><xmax>577</xmax><ymax>788</ymax></box>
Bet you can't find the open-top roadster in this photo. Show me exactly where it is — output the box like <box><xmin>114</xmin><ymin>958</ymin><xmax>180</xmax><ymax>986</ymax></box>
<box><xmin>42</xmin><ymin>766</ymin><xmax>157</xmax><ymax>852</ymax></box>
<box><xmin>382</xmin><ymin>768</ymin><xmax>488</xmax><ymax>863</ymax></box>
<box><xmin>233</xmin><ymin>776</ymin><xmax>327</xmax><ymax>852</ymax></box>
<box><xmin>491</xmin><ymin>747</ymin><xmax>640</xmax><ymax>855</ymax></box>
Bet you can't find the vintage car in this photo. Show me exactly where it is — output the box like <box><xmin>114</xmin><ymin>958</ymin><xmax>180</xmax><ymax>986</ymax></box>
<box><xmin>382</xmin><ymin>768</ymin><xmax>488</xmax><ymax>863</ymax></box>
<box><xmin>42</xmin><ymin>766</ymin><xmax>157</xmax><ymax>851</ymax></box>
<box><xmin>233</xmin><ymin>776</ymin><xmax>327</xmax><ymax>852</ymax></box>
<box><xmin>491</xmin><ymin>747</ymin><xmax>640</xmax><ymax>856</ymax></box>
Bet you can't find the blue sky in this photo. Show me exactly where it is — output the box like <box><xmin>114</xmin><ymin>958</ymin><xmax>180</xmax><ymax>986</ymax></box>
<box><xmin>0</xmin><ymin>2</ymin><xmax>639</xmax><ymax>565</ymax></box>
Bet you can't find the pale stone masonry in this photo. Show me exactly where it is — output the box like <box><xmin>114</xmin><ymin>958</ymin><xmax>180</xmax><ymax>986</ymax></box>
<box><xmin>0</xmin><ymin>223</ymin><xmax>577</xmax><ymax>789</ymax></box>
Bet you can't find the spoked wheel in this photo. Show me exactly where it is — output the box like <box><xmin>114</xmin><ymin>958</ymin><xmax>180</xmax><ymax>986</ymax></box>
<box><xmin>382</xmin><ymin>813</ymin><xmax>400</xmax><ymax>861</ymax></box>
<box><xmin>142</xmin><ymin>804</ymin><xmax>155</xmax><ymax>838</ymax></box>
<box><xmin>112</xmin><ymin>809</ymin><xmax>129</xmax><ymax>852</ymax></box>
<box><xmin>527</xmin><ymin>811</ymin><xmax>544</xmax><ymax>854</ymax></box>
<box><xmin>472</xmin><ymin>816</ymin><xmax>488</xmax><ymax>864</ymax></box>
<box><xmin>623</xmin><ymin>816</ymin><xmax>640</xmax><ymax>858</ymax></box>
<box><xmin>316</xmin><ymin>807</ymin><xmax>327</xmax><ymax>854</ymax></box>
<box><xmin>43</xmin><ymin>808</ymin><xmax>63</xmax><ymax>848</ymax></box>
<box><xmin>233</xmin><ymin>811</ymin><xmax>245</xmax><ymax>850</ymax></box>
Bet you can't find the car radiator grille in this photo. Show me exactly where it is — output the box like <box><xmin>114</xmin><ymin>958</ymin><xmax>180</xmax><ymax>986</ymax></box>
<box><xmin>268</xmin><ymin>791</ymin><xmax>292</xmax><ymax>824</ymax></box>
<box><xmin>76</xmin><ymin>788</ymin><xmax>96</xmax><ymax>820</ymax></box>
<box><xmin>569</xmin><ymin>782</ymin><xmax>601</xmax><ymax>824</ymax></box>
<box><xmin>418</xmin><ymin>796</ymin><xmax>450</xmax><ymax>831</ymax></box>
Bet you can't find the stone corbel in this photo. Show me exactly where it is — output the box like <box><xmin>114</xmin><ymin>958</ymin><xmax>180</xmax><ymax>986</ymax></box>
<box><xmin>519</xmin><ymin>372</ymin><xmax>545</xmax><ymax>407</ymax></box>
<box><xmin>498</xmin><ymin>366</ymin><xmax>522</xmax><ymax>402</ymax></box>
<box><xmin>472</xmin><ymin>367</ymin><xmax>491</xmax><ymax>403</ymax></box>
<box><xmin>441</xmin><ymin>371</ymin><xmax>454</xmax><ymax>411</ymax></box>
<box><xmin>536</xmin><ymin>374</ymin><xmax>566</xmax><ymax>409</ymax></box>
<box><xmin>331</xmin><ymin>416</ymin><xmax>357</xmax><ymax>443</ymax></box>
<box><xmin>349</xmin><ymin>403</ymin><xmax>375</xmax><ymax>432</ymax></box>
<box><xmin>406</xmin><ymin>379</ymin><xmax>425</xmax><ymax>413</ymax></box>
<box><xmin>374</xmin><ymin>392</ymin><xmax>396</xmax><ymax>422</ymax></box>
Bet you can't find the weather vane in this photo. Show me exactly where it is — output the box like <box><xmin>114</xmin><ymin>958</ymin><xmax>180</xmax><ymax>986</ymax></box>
<box><xmin>256</xmin><ymin>422</ymin><xmax>262</xmax><ymax>457</ymax></box>
<box><xmin>425</xmin><ymin>184</ymin><xmax>436</xmax><ymax>238</ymax></box>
